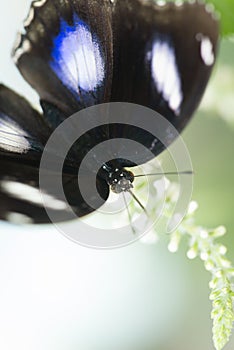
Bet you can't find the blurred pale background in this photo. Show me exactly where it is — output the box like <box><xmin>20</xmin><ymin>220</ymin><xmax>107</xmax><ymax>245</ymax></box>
<box><xmin>0</xmin><ymin>1</ymin><xmax>234</xmax><ymax>349</ymax></box>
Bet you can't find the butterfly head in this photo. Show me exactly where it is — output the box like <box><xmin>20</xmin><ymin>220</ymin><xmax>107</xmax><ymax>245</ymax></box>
<box><xmin>107</xmin><ymin>168</ymin><xmax>134</xmax><ymax>194</ymax></box>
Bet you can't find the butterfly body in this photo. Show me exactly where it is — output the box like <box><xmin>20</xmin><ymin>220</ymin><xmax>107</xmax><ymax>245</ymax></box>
<box><xmin>0</xmin><ymin>0</ymin><xmax>219</xmax><ymax>224</ymax></box>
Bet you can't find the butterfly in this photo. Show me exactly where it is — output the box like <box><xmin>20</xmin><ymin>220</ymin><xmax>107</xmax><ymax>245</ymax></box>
<box><xmin>0</xmin><ymin>0</ymin><xmax>219</xmax><ymax>224</ymax></box>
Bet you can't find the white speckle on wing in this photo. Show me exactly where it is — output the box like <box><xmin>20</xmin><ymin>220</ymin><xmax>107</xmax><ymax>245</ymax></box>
<box><xmin>175</xmin><ymin>0</ymin><xmax>183</xmax><ymax>6</ymax></box>
<box><xmin>33</xmin><ymin>0</ymin><xmax>47</xmax><ymax>7</ymax></box>
<box><xmin>157</xmin><ymin>1</ymin><xmax>166</xmax><ymax>7</ymax></box>
<box><xmin>196</xmin><ymin>33</ymin><xmax>215</xmax><ymax>66</ymax></box>
<box><xmin>205</xmin><ymin>3</ymin><xmax>220</xmax><ymax>21</ymax></box>
<box><xmin>6</xmin><ymin>212</ymin><xmax>34</xmax><ymax>224</ymax></box>
<box><xmin>13</xmin><ymin>38</ymin><xmax>31</xmax><ymax>63</ymax></box>
<box><xmin>24</xmin><ymin>7</ymin><xmax>35</xmax><ymax>27</ymax></box>
<box><xmin>205</xmin><ymin>3</ymin><xmax>215</xmax><ymax>14</ymax></box>
<box><xmin>1</xmin><ymin>181</ymin><xmax>69</xmax><ymax>211</ymax></box>
<box><xmin>13</xmin><ymin>32</ymin><xmax>22</xmax><ymax>51</ymax></box>
<box><xmin>41</xmin><ymin>192</ymin><xmax>69</xmax><ymax>211</ymax></box>
<box><xmin>149</xmin><ymin>138</ymin><xmax>158</xmax><ymax>151</ymax></box>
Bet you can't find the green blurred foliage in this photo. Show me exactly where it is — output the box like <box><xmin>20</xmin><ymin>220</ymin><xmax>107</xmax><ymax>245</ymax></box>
<box><xmin>166</xmin><ymin>0</ymin><xmax>234</xmax><ymax>37</ymax></box>
<box><xmin>210</xmin><ymin>0</ymin><xmax>234</xmax><ymax>37</ymax></box>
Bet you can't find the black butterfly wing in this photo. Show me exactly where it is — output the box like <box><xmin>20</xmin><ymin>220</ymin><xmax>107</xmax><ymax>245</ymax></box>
<box><xmin>12</xmin><ymin>0</ymin><xmax>219</xmax><ymax>167</ymax></box>
<box><xmin>0</xmin><ymin>158</ymin><xmax>109</xmax><ymax>224</ymax></box>
<box><xmin>111</xmin><ymin>1</ymin><xmax>219</xmax><ymax>113</ymax></box>
<box><xmin>0</xmin><ymin>86</ymin><xmax>109</xmax><ymax>224</ymax></box>
<box><xmin>12</xmin><ymin>0</ymin><xmax>113</xmax><ymax>117</ymax></box>
<box><xmin>108</xmin><ymin>0</ymin><xmax>219</xmax><ymax>161</ymax></box>
<box><xmin>3</xmin><ymin>0</ymin><xmax>219</xmax><ymax>225</ymax></box>
<box><xmin>0</xmin><ymin>159</ymin><xmax>58</xmax><ymax>224</ymax></box>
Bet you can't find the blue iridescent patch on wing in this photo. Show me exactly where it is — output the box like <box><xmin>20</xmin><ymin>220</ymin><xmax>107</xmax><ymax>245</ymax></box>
<box><xmin>50</xmin><ymin>14</ymin><xmax>105</xmax><ymax>105</ymax></box>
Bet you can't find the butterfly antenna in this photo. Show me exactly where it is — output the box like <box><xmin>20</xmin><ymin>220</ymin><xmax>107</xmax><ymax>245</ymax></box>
<box><xmin>134</xmin><ymin>170</ymin><xmax>193</xmax><ymax>178</ymax></box>
<box><xmin>123</xmin><ymin>192</ymin><xmax>136</xmax><ymax>234</ymax></box>
<box><xmin>127</xmin><ymin>189</ymin><xmax>150</xmax><ymax>218</ymax></box>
